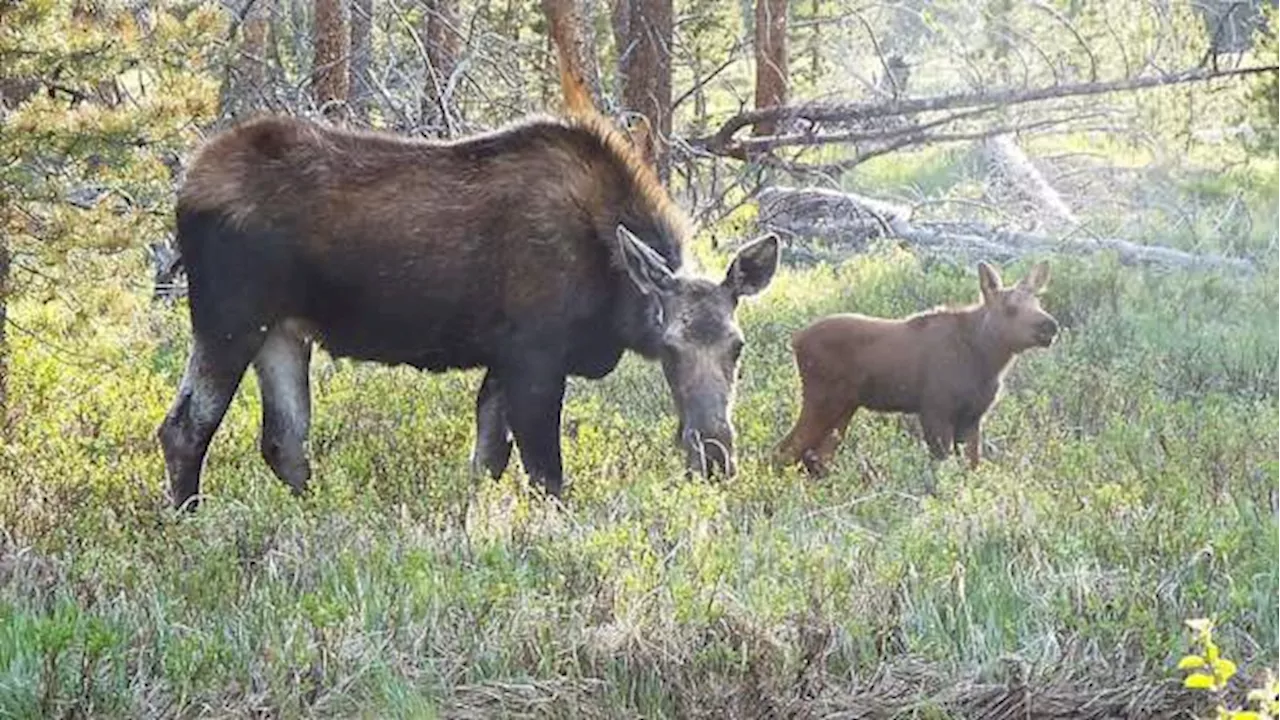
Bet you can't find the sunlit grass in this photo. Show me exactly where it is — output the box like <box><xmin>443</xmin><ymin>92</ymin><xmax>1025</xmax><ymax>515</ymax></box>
<box><xmin>1</xmin><ymin>236</ymin><xmax>1275</xmax><ymax>716</ymax></box>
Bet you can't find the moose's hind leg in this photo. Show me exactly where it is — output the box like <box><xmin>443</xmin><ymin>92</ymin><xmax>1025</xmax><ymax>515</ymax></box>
<box><xmin>159</xmin><ymin>335</ymin><xmax>259</xmax><ymax>510</ymax></box>
<box><xmin>254</xmin><ymin>325</ymin><xmax>313</xmax><ymax>495</ymax></box>
<box><xmin>774</xmin><ymin>386</ymin><xmax>849</xmax><ymax>478</ymax></box>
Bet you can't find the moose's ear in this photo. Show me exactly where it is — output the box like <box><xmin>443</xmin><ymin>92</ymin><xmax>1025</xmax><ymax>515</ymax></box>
<box><xmin>617</xmin><ymin>225</ymin><xmax>675</xmax><ymax>295</ymax></box>
<box><xmin>978</xmin><ymin>261</ymin><xmax>1003</xmax><ymax>304</ymax></box>
<box><xmin>1018</xmin><ymin>261</ymin><xmax>1051</xmax><ymax>294</ymax></box>
<box><xmin>722</xmin><ymin>233</ymin><xmax>780</xmax><ymax>298</ymax></box>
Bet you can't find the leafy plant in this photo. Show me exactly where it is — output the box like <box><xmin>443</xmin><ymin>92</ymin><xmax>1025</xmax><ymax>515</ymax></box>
<box><xmin>1179</xmin><ymin>618</ymin><xmax>1279</xmax><ymax>720</ymax></box>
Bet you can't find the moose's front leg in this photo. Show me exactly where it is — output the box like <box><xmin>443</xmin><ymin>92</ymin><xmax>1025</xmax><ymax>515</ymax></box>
<box><xmin>502</xmin><ymin>363</ymin><xmax>567</xmax><ymax>498</ymax></box>
<box><xmin>470</xmin><ymin>370</ymin><xmax>513</xmax><ymax>479</ymax></box>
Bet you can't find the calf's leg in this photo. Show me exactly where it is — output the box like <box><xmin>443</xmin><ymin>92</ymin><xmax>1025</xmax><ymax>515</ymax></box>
<box><xmin>961</xmin><ymin>422</ymin><xmax>982</xmax><ymax>470</ymax></box>
<box><xmin>773</xmin><ymin>381</ymin><xmax>849</xmax><ymax>475</ymax></box>
<box><xmin>810</xmin><ymin>405</ymin><xmax>857</xmax><ymax>472</ymax></box>
<box><xmin>919</xmin><ymin>410</ymin><xmax>956</xmax><ymax>461</ymax></box>
<box><xmin>254</xmin><ymin>326</ymin><xmax>312</xmax><ymax>495</ymax></box>
<box><xmin>470</xmin><ymin>370</ymin><xmax>513</xmax><ymax>479</ymax></box>
<box><xmin>158</xmin><ymin>335</ymin><xmax>259</xmax><ymax>510</ymax></box>
<box><xmin>919</xmin><ymin>409</ymin><xmax>956</xmax><ymax>495</ymax></box>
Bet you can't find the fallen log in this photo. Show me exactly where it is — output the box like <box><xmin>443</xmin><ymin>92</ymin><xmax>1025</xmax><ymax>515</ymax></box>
<box><xmin>756</xmin><ymin>186</ymin><xmax>1255</xmax><ymax>274</ymax></box>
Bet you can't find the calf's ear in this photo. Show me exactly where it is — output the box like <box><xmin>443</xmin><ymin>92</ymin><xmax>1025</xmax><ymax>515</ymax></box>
<box><xmin>1018</xmin><ymin>261</ymin><xmax>1051</xmax><ymax>294</ymax></box>
<box><xmin>978</xmin><ymin>261</ymin><xmax>1003</xmax><ymax>304</ymax></box>
<box><xmin>617</xmin><ymin>225</ymin><xmax>675</xmax><ymax>295</ymax></box>
<box><xmin>723</xmin><ymin>233</ymin><xmax>780</xmax><ymax>298</ymax></box>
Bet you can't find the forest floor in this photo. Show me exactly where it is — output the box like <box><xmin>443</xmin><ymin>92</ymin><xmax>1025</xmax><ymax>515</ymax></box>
<box><xmin>1</xmin><ymin>153</ymin><xmax>1276</xmax><ymax>718</ymax></box>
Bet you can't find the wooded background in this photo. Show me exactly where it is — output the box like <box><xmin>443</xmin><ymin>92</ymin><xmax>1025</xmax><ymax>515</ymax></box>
<box><xmin>0</xmin><ymin>0</ymin><xmax>1276</xmax><ymax>416</ymax></box>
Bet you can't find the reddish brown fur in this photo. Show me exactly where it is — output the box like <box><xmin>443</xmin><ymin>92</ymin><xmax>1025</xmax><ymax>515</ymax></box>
<box><xmin>773</xmin><ymin>262</ymin><xmax>1057</xmax><ymax>477</ymax></box>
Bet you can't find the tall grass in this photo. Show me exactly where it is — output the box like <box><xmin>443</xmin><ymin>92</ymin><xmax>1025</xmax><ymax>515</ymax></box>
<box><xmin>1</xmin><ymin>236</ymin><xmax>1275</xmax><ymax>716</ymax></box>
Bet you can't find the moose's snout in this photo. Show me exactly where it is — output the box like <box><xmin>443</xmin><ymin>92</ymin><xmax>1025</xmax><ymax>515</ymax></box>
<box><xmin>680</xmin><ymin>424</ymin><xmax>736</xmax><ymax>478</ymax></box>
<box><xmin>1035</xmin><ymin>317</ymin><xmax>1059</xmax><ymax>346</ymax></box>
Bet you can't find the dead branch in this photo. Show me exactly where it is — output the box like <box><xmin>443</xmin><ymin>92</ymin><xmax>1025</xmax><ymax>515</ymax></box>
<box><xmin>756</xmin><ymin>186</ymin><xmax>1255</xmax><ymax>274</ymax></box>
<box><xmin>692</xmin><ymin>64</ymin><xmax>1279</xmax><ymax>162</ymax></box>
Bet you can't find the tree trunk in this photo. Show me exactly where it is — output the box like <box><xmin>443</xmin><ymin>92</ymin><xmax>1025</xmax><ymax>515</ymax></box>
<box><xmin>609</xmin><ymin>0</ymin><xmax>629</xmax><ymax>72</ymax></box>
<box><xmin>312</xmin><ymin>0</ymin><xmax>350</xmax><ymax>122</ymax></box>
<box><xmin>349</xmin><ymin>0</ymin><xmax>374</xmax><ymax>122</ymax></box>
<box><xmin>220</xmin><ymin>0</ymin><xmax>272</xmax><ymax>119</ymax></box>
<box><xmin>619</xmin><ymin>0</ymin><xmax>672</xmax><ymax>180</ymax></box>
<box><xmin>753</xmin><ymin>0</ymin><xmax>787</xmax><ymax>136</ymax></box>
<box><xmin>0</xmin><ymin>223</ymin><xmax>8</xmax><ymax>430</ymax></box>
<box><xmin>420</xmin><ymin>0</ymin><xmax>461</xmax><ymax>136</ymax></box>
<box><xmin>542</xmin><ymin>0</ymin><xmax>605</xmax><ymax>115</ymax></box>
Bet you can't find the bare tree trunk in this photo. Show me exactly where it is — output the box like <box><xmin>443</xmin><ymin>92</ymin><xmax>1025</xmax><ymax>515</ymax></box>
<box><xmin>542</xmin><ymin>0</ymin><xmax>605</xmax><ymax>115</ymax></box>
<box><xmin>219</xmin><ymin>0</ymin><xmax>272</xmax><ymax>119</ymax></box>
<box><xmin>349</xmin><ymin>0</ymin><xmax>374</xmax><ymax>122</ymax></box>
<box><xmin>610</xmin><ymin>0</ymin><xmax>629</xmax><ymax>70</ymax></box>
<box><xmin>753</xmin><ymin>0</ymin><xmax>787</xmax><ymax>136</ymax></box>
<box><xmin>312</xmin><ymin>0</ymin><xmax>350</xmax><ymax>121</ymax></box>
<box><xmin>420</xmin><ymin>0</ymin><xmax>461</xmax><ymax>136</ymax></box>
<box><xmin>619</xmin><ymin>0</ymin><xmax>672</xmax><ymax>180</ymax></box>
<box><xmin>0</xmin><ymin>222</ymin><xmax>8</xmax><ymax>430</ymax></box>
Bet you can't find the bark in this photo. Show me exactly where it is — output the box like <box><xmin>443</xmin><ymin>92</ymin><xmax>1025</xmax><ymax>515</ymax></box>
<box><xmin>1197</xmin><ymin>0</ymin><xmax>1270</xmax><ymax>54</ymax></box>
<box><xmin>753</xmin><ymin>0</ymin><xmax>787</xmax><ymax>136</ymax></box>
<box><xmin>219</xmin><ymin>0</ymin><xmax>272</xmax><ymax>119</ymax></box>
<box><xmin>618</xmin><ymin>0</ymin><xmax>672</xmax><ymax>179</ymax></box>
<box><xmin>420</xmin><ymin>0</ymin><xmax>461</xmax><ymax>136</ymax></box>
<box><xmin>756</xmin><ymin>186</ymin><xmax>1254</xmax><ymax>274</ymax></box>
<box><xmin>349</xmin><ymin>0</ymin><xmax>374</xmax><ymax>121</ymax></box>
<box><xmin>0</xmin><ymin>78</ymin><xmax>40</xmax><ymax>111</ymax></box>
<box><xmin>542</xmin><ymin>0</ymin><xmax>605</xmax><ymax>115</ymax></box>
<box><xmin>0</xmin><ymin>222</ymin><xmax>7</xmax><ymax>428</ymax></box>
<box><xmin>610</xmin><ymin>0</ymin><xmax>629</xmax><ymax>72</ymax></box>
<box><xmin>312</xmin><ymin>0</ymin><xmax>350</xmax><ymax>121</ymax></box>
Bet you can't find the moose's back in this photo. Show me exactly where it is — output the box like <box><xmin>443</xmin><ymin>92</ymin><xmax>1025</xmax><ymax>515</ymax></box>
<box><xmin>175</xmin><ymin>115</ymin><xmax>687</xmax><ymax>370</ymax></box>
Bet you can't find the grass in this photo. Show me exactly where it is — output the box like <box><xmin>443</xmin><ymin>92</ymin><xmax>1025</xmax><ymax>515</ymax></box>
<box><xmin>1</xmin><ymin>238</ymin><xmax>1275</xmax><ymax>717</ymax></box>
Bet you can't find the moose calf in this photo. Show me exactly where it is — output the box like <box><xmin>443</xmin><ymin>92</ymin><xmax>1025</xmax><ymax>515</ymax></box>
<box><xmin>773</xmin><ymin>262</ymin><xmax>1057</xmax><ymax>477</ymax></box>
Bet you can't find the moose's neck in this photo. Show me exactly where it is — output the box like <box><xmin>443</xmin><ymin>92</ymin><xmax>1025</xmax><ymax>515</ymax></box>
<box><xmin>964</xmin><ymin>306</ymin><xmax>1017</xmax><ymax>381</ymax></box>
<box><xmin>615</xmin><ymin>285</ymin><xmax>665</xmax><ymax>359</ymax></box>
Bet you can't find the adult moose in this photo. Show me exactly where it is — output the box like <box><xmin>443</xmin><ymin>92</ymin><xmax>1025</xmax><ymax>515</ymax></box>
<box><xmin>158</xmin><ymin>114</ymin><xmax>779</xmax><ymax>509</ymax></box>
<box><xmin>773</xmin><ymin>262</ymin><xmax>1057</xmax><ymax>478</ymax></box>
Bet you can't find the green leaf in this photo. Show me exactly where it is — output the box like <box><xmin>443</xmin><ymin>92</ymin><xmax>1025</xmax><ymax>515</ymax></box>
<box><xmin>1179</xmin><ymin>655</ymin><xmax>1208</xmax><ymax>670</ymax></box>
<box><xmin>1186</xmin><ymin>618</ymin><xmax>1215</xmax><ymax>634</ymax></box>
<box><xmin>1185</xmin><ymin>673</ymin><xmax>1218</xmax><ymax>690</ymax></box>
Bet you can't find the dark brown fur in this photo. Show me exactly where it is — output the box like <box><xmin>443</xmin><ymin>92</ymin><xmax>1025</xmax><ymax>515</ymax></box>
<box><xmin>772</xmin><ymin>262</ymin><xmax>1056</xmax><ymax>477</ymax></box>
<box><xmin>159</xmin><ymin>114</ymin><xmax>778</xmax><ymax>508</ymax></box>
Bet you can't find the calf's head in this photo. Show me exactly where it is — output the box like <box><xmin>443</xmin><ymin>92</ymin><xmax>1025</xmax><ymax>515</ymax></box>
<box><xmin>978</xmin><ymin>261</ymin><xmax>1058</xmax><ymax>351</ymax></box>
<box><xmin>617</xmin><ymin>226</ymin><xmax>780</xmax><ymax>478</ymax></box>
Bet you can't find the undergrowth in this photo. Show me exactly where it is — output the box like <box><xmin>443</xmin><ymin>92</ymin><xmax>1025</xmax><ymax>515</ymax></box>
<box><xmin>1</xmin><ymin>242</ymin><xmax>1275</xmax><ymax>717</ymax></box>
